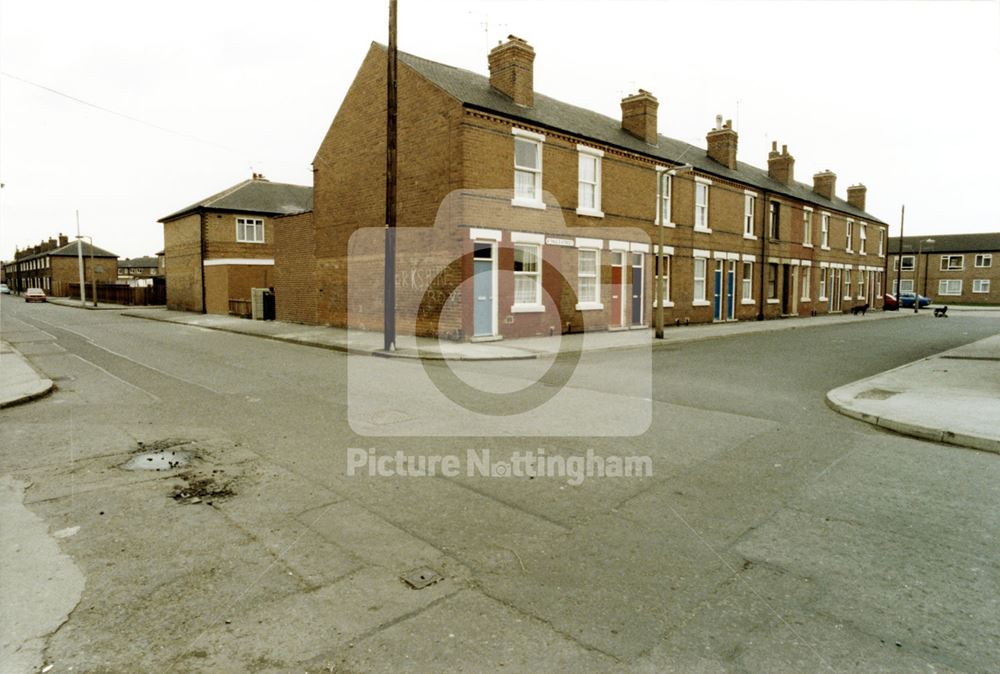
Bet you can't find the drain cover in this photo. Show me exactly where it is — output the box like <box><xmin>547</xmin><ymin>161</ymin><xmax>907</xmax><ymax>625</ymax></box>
<box><xmin>401</xmin><ymin>567</ymin><xmax>442</xmax><ymax>589</ymax></box>
<box><xmin>122</xmin><ymin>450</ymin><xmax>193</xmax><ymax>471</ymax></box>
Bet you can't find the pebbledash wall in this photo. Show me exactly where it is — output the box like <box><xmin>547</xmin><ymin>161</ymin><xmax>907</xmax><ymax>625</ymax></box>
<box><xmin>275</xmin><ymin>37</ymin><xmax>890</xmax><ymax>339</ymax></box>
<box><xmin>888</xmin><ymin>233</ymin><xmax>1000</xmax><ymax>305</ymax></box>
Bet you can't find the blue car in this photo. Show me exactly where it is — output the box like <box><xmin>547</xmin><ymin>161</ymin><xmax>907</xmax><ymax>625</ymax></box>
<box><xmin>898</xmin><ymin>292</ymin><xmax>932</xmax><ymax>308</ymax></box>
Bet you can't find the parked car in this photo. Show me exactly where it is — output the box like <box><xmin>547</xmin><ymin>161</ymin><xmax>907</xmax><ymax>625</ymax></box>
<box><xmin>0</xmin><ymin>283</ymin><xmax>10</xmax><ymax>294</ymax></box>
<box><xmin>899</xmin><ymin>292</ymin><xmax>932</xmax><ymax>308</ymax></box>
<box><xmin>883</xmin><ymin>293</ymin><xmax>899</xmax><ymax>311</ymax></box>
<box><xmin>24</xmin><ymin>287</ymin><xmax>47</xmax><ymax>303</ymax></box>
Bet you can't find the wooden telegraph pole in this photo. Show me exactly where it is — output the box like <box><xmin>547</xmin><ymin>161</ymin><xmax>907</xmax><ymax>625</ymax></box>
<box><xmin>383</xmin><ymin>0</ymin><xmax>398</xmax><ymax>352</ymax></box>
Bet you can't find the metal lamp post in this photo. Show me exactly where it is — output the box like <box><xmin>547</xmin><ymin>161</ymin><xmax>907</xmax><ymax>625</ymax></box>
<box><xmin>76</xmin><ymin>233</ymin><xmax>98</xmax><ymax>308</ymax></box>
<box><xmin>913</xmin><ymin>237</ymin><xmax>934</xmax><ymax>313</ymax></box>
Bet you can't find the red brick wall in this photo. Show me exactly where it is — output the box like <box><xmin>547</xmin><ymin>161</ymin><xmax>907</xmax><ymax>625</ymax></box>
<box><xmin>274</xmin><ymin>211</ymin><xmax>318</xmax><ymax>324</ymax></box>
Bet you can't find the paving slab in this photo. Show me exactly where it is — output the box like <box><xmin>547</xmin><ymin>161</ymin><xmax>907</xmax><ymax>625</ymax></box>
<box><xmin>0</xmin><ymin>340</ymin><xmax>54</xmax><ymax>408</ymax></box>
<box><xmin>827</xmin><ymin>333</ymin><xmax>1000</xmax><ymax>452</ymax></box>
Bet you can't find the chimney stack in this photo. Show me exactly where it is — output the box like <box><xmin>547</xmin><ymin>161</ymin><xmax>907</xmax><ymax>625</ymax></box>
<box><xmin>767</xmin><ymin>141</ymin><xmax>795</xmax><ymax>185</ymax></box>
<box><xmin>813</xmin><ymin>170</ymin><xmax>837</xmax><ymax>200</ymax></box>
<box><xmin>847</xmin><ymin>183</ymin><xmax>867</xmax><ymax>211</ymax></box>
<box><xmin>488</xmin><ymin>35</ymin><xmax>535</xmax><ymax>107</ymax></box>
<box><xmin>620</xmin><ymin>89</ymin><xmax>659</xmax><ymax>145</ymax></box>
<box><xmin>58</xmin><ymin>233</ymin><xmax>69</xmax><ymax>247</ymax></box>
<box><xmin>706</xmin><ymin>116</ymin><xmax>738</xmax><ymax>170</ymax></box>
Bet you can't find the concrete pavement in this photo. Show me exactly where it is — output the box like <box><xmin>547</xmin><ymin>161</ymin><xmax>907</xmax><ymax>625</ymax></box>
<box><xmin>119</xmin><ymin>304</ymin><xmax>912</xmax><ymax>360</ymax></box>
<box><xmin>828</xmin><ymin>331</ymin><xmax>1000</xmax><ymax>453</ymax></box>
<box><xmin>0</xmin><ymin>341</ymin><xmax>54</xmax><ymax>409</ymax></box>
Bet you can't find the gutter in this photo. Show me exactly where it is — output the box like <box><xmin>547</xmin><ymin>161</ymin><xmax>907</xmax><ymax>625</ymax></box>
<box><xmin>199</xmin><ymin>209</ymin><xmax>207</xmax><ymax>314</ymax></box>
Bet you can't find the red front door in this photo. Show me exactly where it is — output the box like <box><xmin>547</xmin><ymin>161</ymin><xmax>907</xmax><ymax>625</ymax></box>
<box><xmin>610</xmin><ymin>252</ymin><xmax>623</xmax><ymax>327</ymax></box>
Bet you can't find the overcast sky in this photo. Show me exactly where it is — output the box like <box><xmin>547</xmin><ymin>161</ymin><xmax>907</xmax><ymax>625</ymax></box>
<box><xmin>1</xmin><ymin>0</ymin><xmax>998</xmax><ymax>259</ymax></box>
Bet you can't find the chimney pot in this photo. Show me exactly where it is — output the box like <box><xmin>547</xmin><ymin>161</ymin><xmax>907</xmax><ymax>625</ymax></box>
<box><xmin>620</xmin><ymin>90</ymin><xmax>659</xmax><ymax>145</ymax></box>
<box><xmin>706</xmin><ymin>114</ymin><xmax>738</xmax><ymax>170</ymax></box>
<box><xmin>768</xmin><ymin>142</ymin><xmax>795</xmax><ymax>185</ymax></box>
<box><xmin>813</xmin><ymin>170</ymin><xmax>838</xmax><ymax>200</ymax></box>
<box><xmin>488</xmin><ymin>35</ymin><xmax>535</xmax><ymax>107</ymax></box>
<box><xmin>847</xmin><ymin>183</ymin><xmax>867</xmax><ymax>211</ymax></box>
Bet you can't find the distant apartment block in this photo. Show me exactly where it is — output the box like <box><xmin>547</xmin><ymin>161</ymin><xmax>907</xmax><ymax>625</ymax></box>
<box><xmin>888</xmin><ymin>233</ymin><xmax>999</xmax><ymax>305</ymax></box>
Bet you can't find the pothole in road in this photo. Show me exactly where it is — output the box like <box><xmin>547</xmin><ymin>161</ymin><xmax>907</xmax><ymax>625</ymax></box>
<box><xmin>121</xmin><ymin>450</ymin><xmax>193</xmax><ymax>471</ymax></box>
<box><xmin>120</xmin><ymin>438</ymin><xmax>195</xmax><ymax>472</ymax></box>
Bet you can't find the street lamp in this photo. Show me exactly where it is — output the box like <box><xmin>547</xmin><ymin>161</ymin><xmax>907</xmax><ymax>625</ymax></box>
<box><xmin>913</xmin><ymin>237</ymin><xmax>935</xmax><ymax>313</ymax></box>
<box><xmin>76</xmin><ymin>234</ymin><xmax>98</xmax><ymax>308</ymax></box>
<box><xmin>655</xmin><ymin>164</ymin><xmax>693</xmax><ymax>339</ymax></box>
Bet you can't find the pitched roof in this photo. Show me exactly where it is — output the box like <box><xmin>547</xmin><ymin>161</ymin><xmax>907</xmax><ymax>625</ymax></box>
<box><xmin>159</xmin><ymin>178</ymin><xmax>313</xmax><ymax>222</ymax></box>
<box><xmin>390</xmin><ymin>45</ymin><xmax>886</xmax><ymax>225</ymax></box>
<box><xmin>888</xmin><ymin>232</ymin><xmax>1000</xmax><ymax>255</ymax></box>
<box><xmin>119</xmin><ymin>256</ymin><xmax>159</xmax><ymax>268</ymax></box>
<box><xmin>18</xmin><ymin>240</ymin><xmax>119</xmax><ymax>261</ymax></box>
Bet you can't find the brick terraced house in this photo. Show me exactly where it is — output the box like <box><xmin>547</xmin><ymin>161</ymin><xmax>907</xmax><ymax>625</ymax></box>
<box><xmin>889</xmin><ymin>233</ymin><xmax>1000</xmax><ymax>305</ymax></box>
<box><xmin>3</xmin><ymin>235</ymin><xmax>119</xmax><ymax>295</ymax></box>
<box><xmin>160</xmin><ymin>173</ymin><xmax>312</xmax><ymax>314</ymax></box>
<box><xmin>274</xmin><ymin>37</ymin><xmax>889</xmax><ymax>339</ymax></box>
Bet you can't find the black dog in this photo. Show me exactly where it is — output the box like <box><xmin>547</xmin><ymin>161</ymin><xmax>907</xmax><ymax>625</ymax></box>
<box><xmin>934</xmin><ymin>305</ymin><xmax>948</xmax><ymax>318</ymax></box>
<box><xmin>850</xmin><ymin>303</ymin><xmax>869</xmax><ymax>316</ymax></box>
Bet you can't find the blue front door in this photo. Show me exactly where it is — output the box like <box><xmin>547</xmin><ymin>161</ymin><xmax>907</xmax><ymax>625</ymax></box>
<box><xmin>473</xmin><ymin>243</ymin><xmax>494</xmax><ymax>337</ymax></box>
<box><xmin>713</xmin><ymin>260</ymin><xmax>723</xmax><ymax>321</ymax></box>
<box><xmin>630</xmin><ymin>253</ymin><xmax>643</xmax><ymax>326</ymax></box>
<box><xmin>726</xmin><ymin>260</ymin><xmax>736</xmax><ymax>320</ymax></box>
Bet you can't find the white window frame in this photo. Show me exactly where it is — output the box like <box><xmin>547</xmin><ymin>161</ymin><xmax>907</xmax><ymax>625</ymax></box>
<box><xmin>511</xmin><ymin>241</ymin><xmax>544</xmax><ymax>312</ymax></box>
<box><xmin>938</xmin><ymin>279</ymin><xmax>963</xmax><ymax>296</ymax></box>
<box><xmin>845</xmin><ymin>220</ymin><xmax>854</xmax><ymax>252</ymax></box>
<box><xmin>972</xmin><ymin>279</ymin><xmax>991</xmax><ymax>293</ymax></box>
<box><xmin>895</xmin><ymin>255</ymin><xmax>915</xmax><ymax>272</ymax></box>
<box><xmin>768</xmin><ymin>201</ymin><xmax>780</xmax><ymax>240</ymax></box>
<box><xmin>878</xmin><ymin>228</ymin><xmax>885</xmax><ymax>257</ymax></box>
<box><xmin>821</xmin><ymin>213</ymin><xmax>830</xmax><ymax>249</ymax></box>
<box><xmin>766</xmin><ymin>263</ymin><xmax>778</xmax><ymax>301</ymax></box>
<box><xmin>975</xmin><ymin>253</ymin><xmax>992</xmax><ymax>268</ymax></box>
<box><xmin>576</xmin><ymin>145</ymin><xmax>604</xmax><ymax>217</ymax></box>
<box><xmin>655</xmin><ymin>252</ymin><xmax>673</xmax><ymax>307</ymax></box>
<box><xmin>859</xmin><ymin>223</ymin><xmax>867</xmax><ymax>255</ymax></box>
<box><xmin>656</xmin><ymin>169</ymin><xmax>674</xmax><ymax>227</ymax></box>
<box><xmin>512</xmin><ymin>128</ymin><xmax>545</xmax><ymax>209</ymax></box>
<box><xmin>236</xmin><ymin>217</ymin><xmax>265</xmax><ymax>243</ymax></box>
<box><xmin>800</xmin><ymin>266</ymin><xmax>811</xmax><ymax>301</ymax></box>
<box><xmin>693</xmin><ymin>256</ymin><xmax>709</xmax><ymax>305</ymax></box>
<box><xmin>940</xmin><ymin>255</ymin><xmax>964</xmax><ymax>271</ymax></box>
<box><xmin>802</xmin><ymin>208</ymin><xmax>813</xmax><ymax>247</ymax></box>
<box><xmin>694</xmin><ymin>178</ymin><xmax>711</xmax><ymax>232</ymax></box>
<box><xmin>741</xmin><ymin>261</ymin><xmax>754</xmax><ymax>303</ymax></box>
<box><xmin>743</xmin><ymin>192</ymin><xmax>756</xmax><ymax>239</ymax></box>
<box><xmin>843</xmin><ymin>269</ymin><xmax>852</xmax><ymax>299</ymax></box>
<box><xmin>818</xmin><ymin>270</ymin><xmax>827</xmax><ymax>300</ymax></box>
<box><xmin>897</xmin><ymin>279</ymin><xmax>914</xmax><ymax>294</ymax></box>
<box><xmin>575</xmin><ymin>248</ymin><xmax>602</xmax><ymax>310</ymax></box>
<box><xmin>857</xmin><ymin>270</ymin><xmax>866</xmax><ymax>299</ymax></box>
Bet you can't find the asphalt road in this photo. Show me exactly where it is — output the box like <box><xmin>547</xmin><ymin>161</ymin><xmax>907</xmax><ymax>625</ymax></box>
<box><xmin>2</xmin><ymin>295</ymin><xmax>998</xmax><ymax>673</ymax></box>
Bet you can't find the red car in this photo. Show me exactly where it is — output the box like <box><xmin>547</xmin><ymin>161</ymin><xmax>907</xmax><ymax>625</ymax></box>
<box><xmin>24</xmin><ymin>287</ymin><xmax>47</xmax><ymax>303</ymax></box>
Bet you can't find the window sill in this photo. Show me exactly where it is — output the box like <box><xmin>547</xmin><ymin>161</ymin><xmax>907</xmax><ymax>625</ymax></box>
<box><xmin>740</xmin><ymin>299</ymin><xmax>755</xmax><ymax>305</ymax></box>
<box><xmin>656</xmin><ymin>221</ymin><xmax>676</xmax><ymax>228</ymax></box>
<box><xmin>766</xmin><ymin>299</ymin><xmax>779</xmax><ymax>304</ymax></box>
<box><xmin>802</xmin><ymin>243</ymin><xmax>814</xmax><ymax>248</ymax></box>
<box><xmin>575</xmin><ymin>301</ymin><xmax>604</xmax><ymax>311</ymax></box>
<box><xmin>511</xmin><ymin>198</ymin><xmax>546</xmax><ymax>211</ymax></box>
<box><xmin>692</xmin><ymin>300</ymin><xmax>711</xmax><ymax>307</ymax></box>
<box><xmin>846</xmin><ymin>249</ymin><xmax>854</xmax><ymax>254</ymax></box>
<box><xmin>510</xmin><ymin>303</ymin><xmax>545</xmax><ymax>314</ymax></box>
<box><xmin>575</xmin><ymin>207</ymin><xmax>604</xmax><ymax>218</ymax></box>
<box><xmin>800</xmin><ymin>298</ymin><xmax>811</xmax><ymax>303</ymax></box>
<box><xmin>743</xmin><ymin>233</ymin><xmax>757</xmax><ymax>241</ymax></box>
<box><xmin>821</xmin><ymin>245</ymin><xmax>831</xmax><ymax>251</ymax></box>
<box><xmin>653</xmin><ymin>301</ymin><xmax>675</xmax><ymax>308</ymax></box>
<box><xmin>859</xmin><ymin>252</ymin><xmax>867</xmax><ymax>256</ymax></box>
<box><xmin>236</xmin><ymin>240</ymin><xmax>267</xmax><ymax>244</ymax></box>
<box><xmin>694</xmin><ymin>227</ymin><xmax>712</xmax><ymax>234</ymax></box>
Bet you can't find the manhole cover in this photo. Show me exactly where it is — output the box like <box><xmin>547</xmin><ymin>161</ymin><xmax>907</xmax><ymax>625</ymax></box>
<box><xmin>401</xmin><ymin>567</ymin><xmax>442</xmax><ymax>589</ymax></box>
<box><xmin>122</xmin><ymin>450</ymin><xmax>193</xmax><ymax>471</ymax></box>
<box><xmin>855</xmin><ymin>388</ymin><xmax>899</xmax><ymax>401</ymax></box>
